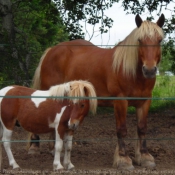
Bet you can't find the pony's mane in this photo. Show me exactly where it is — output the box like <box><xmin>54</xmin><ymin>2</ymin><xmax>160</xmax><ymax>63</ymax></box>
<box><xmin>112</xmin><ymin>20</ymin><xmax>164</xmax><ymax>77</ymax></box>
<box><xmin>49</xmin><ymin>80</ymin><xmax>97</xmax><ymax>114</ymax></box>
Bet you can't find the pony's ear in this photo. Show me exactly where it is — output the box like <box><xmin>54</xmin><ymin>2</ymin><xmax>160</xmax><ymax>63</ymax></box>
<box><xmin>156</xmin><ymin>14</ymin><xmax>165</xmax><ymax>28</ymax></box>
<box><xmin>135</xmin><ymin>14</ymin><xmax>143</xmax><ymax>28</ymax></box>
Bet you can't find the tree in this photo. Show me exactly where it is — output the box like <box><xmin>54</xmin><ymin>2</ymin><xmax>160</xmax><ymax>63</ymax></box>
<box><xmin>0</xmin><ymin>0</ymin><xmax>68</xmax><ymax>87</ymax></box>
<box><xmin>52</xmin><ymin>0</ymin><xmax>175</xmax><ymax>40</ymax></box>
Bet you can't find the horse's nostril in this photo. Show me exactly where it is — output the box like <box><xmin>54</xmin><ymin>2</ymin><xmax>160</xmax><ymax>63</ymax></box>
<box><xmin>154</xmin><ymin>67</ymin><xmax>157</xmax><ymax>72</ymax></box>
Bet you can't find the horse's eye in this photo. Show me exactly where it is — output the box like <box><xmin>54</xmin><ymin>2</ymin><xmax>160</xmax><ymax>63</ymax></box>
<box><xmin>158</xmin><ymin>39</ymin><xmax>162</xmax><ymax>43</ymax></box>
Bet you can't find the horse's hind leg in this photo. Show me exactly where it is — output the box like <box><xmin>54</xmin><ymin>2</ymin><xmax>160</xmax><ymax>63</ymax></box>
<box><xmin>135</xmin><ymin>100</ymin><xmax>155</xmax><ymax>168</ymax></box>
<box><xmin>63</xmin><ymin>131</ymin><xmax>74</xmax><ymax>170</ymax></box>
<box><xmin>28</xmin><ymin>133</ymin><xmax>40</xmax><ymax>154</ymax></box>
<box><xmin>2</xmin><ymin>127</ymin><xmax>19</xmax><ymax>169</ymax></box>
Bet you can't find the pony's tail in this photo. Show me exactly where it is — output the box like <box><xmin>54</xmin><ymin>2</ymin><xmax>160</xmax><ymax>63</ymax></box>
<box><xmin>0</xmin><ymin>106</ymin><xmax>3</xmax><ymax>172</ymax></box>
<box><xmin>32</xmin><ymin>48</ymin><xmax>51</xmax><ymax>89</ymax></box>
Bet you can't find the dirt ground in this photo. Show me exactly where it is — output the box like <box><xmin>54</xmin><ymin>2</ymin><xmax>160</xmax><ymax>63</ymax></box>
<box><xmin>1</xmin><ymin>108</ymin><xmax>175</xmax><ymax>175</ymax></box>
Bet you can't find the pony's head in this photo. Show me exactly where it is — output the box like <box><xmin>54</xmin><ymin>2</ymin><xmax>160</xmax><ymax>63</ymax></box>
<box><xmin>49</xmin><ymin>80</ymin><xmax>97</xmax><ymax>130</ymax></box>
<box><xmin>113</xmin><ymin>14</ymin><xmax>165</xmax><ymax>79</ymax></box>
<box><xmin>67</xmin><ymin>80</ymin><xmax>97</xmax><ymax>130</ymax></box>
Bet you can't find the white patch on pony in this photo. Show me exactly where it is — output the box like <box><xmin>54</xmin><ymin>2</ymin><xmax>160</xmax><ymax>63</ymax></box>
<box><xmin>31</xmin><ymin>90</ymin><xmax>50</xmax><ymax>108</ymax></box>
<box><xmin>49</xmin><ymin>106</ymin><xmax>66</xmax><ymax>128</ymax></box>
<box><xmin>0</xmin><ymin>86</ymin><xmax>14</xmax><ymax>103</ymax></box>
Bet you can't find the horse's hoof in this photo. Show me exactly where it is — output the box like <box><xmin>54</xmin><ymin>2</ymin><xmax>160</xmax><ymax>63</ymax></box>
<box><xmin>141</xmin><ymin>160</ymin><xmax>156</xmax><ymax>169</ymax></box>
<box><xmin>140</xmin><ymin>153</ymin><xmax>156</xmax><ymax>168</ymax></box>
<box><xmin>28</xmin><ymin>148</ymin><xmax>40</xmax><ymax>154</ymax></box>
<box><xmin>113</xmin><ymin>156</ymin><xmax>134</xmax><ymax>170</ymax></box>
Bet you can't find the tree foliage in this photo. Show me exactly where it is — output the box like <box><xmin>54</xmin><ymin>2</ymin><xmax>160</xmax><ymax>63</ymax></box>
<box><xmin>1</xmin><ymin>0</ymin><xmax>175</xmax><ymax>87</ymax></box>
<box><xmin>0</xmin><ymin>0</ymin><xmax>68</xmax><ymax>87</ymax></box>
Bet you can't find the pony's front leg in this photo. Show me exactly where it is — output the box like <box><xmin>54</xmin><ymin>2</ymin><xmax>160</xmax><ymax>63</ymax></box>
<box><xmin>2</xmin><ymin>128</ymin><xmax>19</xmax><ymax>169</ymax></box>
<box><xmin>135</xmin><ymin>99</ymin><xmax>155</xmax><ymax>168</ymax></box>
<box><xmin>53</xmin><ymin>129</ymin><xmax>64</xmax><ymax>170</ymax></box>
<box><xmin>113</xmin><ymin>100</ymin><xmax>134</xmax><ymax>170</ymax></box>
<box><xmin>63</xmin><ymin>131</ymin><xmax>74</xmax><ymax>170</ymax></box>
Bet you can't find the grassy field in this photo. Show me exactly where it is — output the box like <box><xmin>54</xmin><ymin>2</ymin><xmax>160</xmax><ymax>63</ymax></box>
<box><xmin>97</xmin><ymin>76</ymin><xmax>175</xmax><ymax>114</ymax></box>
<box><xmin>150</xmin><ymin>75</ymin><xmax>175</xmax><ymax>112</ymax></box>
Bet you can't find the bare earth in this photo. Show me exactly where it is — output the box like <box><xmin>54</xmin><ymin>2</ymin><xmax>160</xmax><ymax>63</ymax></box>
<box><xmin>1</xmin><ymin>108</ymin><xmax>175</xmax><ymax>175</ymax></box>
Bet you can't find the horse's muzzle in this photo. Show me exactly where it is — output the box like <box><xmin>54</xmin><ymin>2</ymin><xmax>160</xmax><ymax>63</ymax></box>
<box><xmin>142</xmin><ymin>66</ymin><xmax>157</xmax><ymax>78</ymax></box>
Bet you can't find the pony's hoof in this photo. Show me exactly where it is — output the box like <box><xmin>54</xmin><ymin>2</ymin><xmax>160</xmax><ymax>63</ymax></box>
<box><xmin>63</xmin><ymin>163</ymin><xmax>75</xmax><ymax>170</ymax></box>
<box><xmin>12</xmin><ymin>162</ymin><xmax>20</xmax><ymax>169</ymax></box>
<box><xmin>53</xmin><ymin>164</ymin><xmax>64</xmax><ymax>171</ymax></box>
<box><xmin>141</xmin><ymin>160</ymin><xmax>156</xmax><ymax>169</ymax></box>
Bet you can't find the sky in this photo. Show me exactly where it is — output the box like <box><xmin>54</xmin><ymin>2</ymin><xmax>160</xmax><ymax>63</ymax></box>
<box><xmin>83</xmin><ymin>2</ymin><xmax>174</xmax><ymax>47</ymax></box>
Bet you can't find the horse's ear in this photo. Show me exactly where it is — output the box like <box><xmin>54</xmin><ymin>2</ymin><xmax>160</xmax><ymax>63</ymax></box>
<box><xmin>135</xmin><ymin>14</ymin><xmax>143</xmax><ymax>28</ymax></box>
<box><xmin>156</xmin><ymin>14</ymin><xmax>165</xmax><ymax>28</ymax></box>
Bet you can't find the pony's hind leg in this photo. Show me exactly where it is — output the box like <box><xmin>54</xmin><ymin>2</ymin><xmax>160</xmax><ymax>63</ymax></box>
<box><xmin>28</xmin><ymin>133</ymin><xmax>40</xmax><ymax>154</ymax></box>
<box><xmin>63</xmin><ymin>131</ymin><xmax>74</xmax><ymax>170</ymax></box>
<box><xmin>2</xmin><ymin>127</ymin><xmax>19</xmax><ymax>169</ymax></box>
<box><xmin>135</xmin><ymin>102</ymin><xmax>155</xmax><ymax>168</ymax></box>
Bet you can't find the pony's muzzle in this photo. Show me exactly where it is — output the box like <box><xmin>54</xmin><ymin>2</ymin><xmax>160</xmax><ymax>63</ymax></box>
<box><xmin>142</xmin><ymin>66</ymin><xmax>157</xmax><ymax>78</ymax></box>
<box><xmin>68</xmin><ymin>120</ymin><xmax>80</xmax><ymax>130</ymax></box>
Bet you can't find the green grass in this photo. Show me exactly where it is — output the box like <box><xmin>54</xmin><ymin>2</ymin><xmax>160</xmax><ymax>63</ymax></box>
<box><xmin>150</xmin><ymin>75</ymin><xmax>175</xmax><ymax>112</ymax></box>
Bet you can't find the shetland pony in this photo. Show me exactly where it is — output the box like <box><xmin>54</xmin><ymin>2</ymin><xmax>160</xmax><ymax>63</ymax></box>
<box><xmin>31</xmin><ymin>14</ymin><xmax>165</xmax><ymax>169</ymax></box>
<box><xmin>0</xmin><ymin>80</ymin><xmax>97</xmax><ymax>170</ymax></box>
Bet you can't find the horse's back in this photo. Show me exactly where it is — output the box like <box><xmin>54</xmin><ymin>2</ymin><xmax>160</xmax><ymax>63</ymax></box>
<box><xmin>40</xmin><ymin>39</ymin><xmax>114</xmax><ymax>90</ymax></box>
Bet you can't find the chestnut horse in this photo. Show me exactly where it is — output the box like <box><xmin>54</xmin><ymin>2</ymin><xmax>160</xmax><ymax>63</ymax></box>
<box><xmin>30</xmin><ymin>14</ymin><xmax>165</xmax><ymax>170</ymax></box>
<box><xmin>0</xmin><ymin>80</ymin><xmax>97</xmax><ymax>170</ymax></box>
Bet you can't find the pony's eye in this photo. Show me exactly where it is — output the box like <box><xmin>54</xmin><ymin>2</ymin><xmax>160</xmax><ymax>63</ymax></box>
<box><xmin>81</xmin><ymin>104</ymin><xmax>85</xmax><ymax>108</ymax></box>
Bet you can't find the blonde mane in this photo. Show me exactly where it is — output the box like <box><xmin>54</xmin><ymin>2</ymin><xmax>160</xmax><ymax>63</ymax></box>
<box><xmin>112</xmin><ymin>20</ymin><xmax>164</xmax><ymax>77</ymax></box>
<box><xmin>49</xmin><ymin>80</ymin><xmax>97</xmax><ymax>114</ymax></box>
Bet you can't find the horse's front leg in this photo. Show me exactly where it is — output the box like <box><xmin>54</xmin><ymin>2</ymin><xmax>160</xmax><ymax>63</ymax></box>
<box><xmin>135</xmin><ymin>99</ymin><xmax>155</xmax><ymax>168</ymax></box>
<box><xmin>113</xmin><ymin>100</ymin><xmax>134</xmax><ymax>170</ymax></box>
<box><xmin>63</xmin><ymin>130</ymin><xmax>74</xmax><ymax>170</ymax></box>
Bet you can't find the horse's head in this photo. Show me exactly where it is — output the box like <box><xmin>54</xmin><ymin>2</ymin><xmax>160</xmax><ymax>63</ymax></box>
<box><xmin>135</xmin><ymin>14</ymin><xmax>165</xmax><ymax>78</ymax></box>
<box><xmin>68</xmin><ymin>100</ymin><xmax>90</xmax><ymax>130</ymax></box>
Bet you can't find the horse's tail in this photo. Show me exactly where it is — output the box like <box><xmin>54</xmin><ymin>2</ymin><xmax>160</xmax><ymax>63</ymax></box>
<box><xmin>32</xmin><ymin>48</ymin><xmax>52</xmax><ymax>89</ymax></box>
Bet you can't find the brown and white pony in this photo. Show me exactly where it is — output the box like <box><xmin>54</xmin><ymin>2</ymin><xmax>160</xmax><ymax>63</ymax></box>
<box><xmin>0</xmin><ymin>80</ymin><xmax>97</xmax><ymax>170</ymax></box>
<box><xmin>30</xmin><ymin>14</ymin><xmax>165</xmax><ymax>170</ymax></box>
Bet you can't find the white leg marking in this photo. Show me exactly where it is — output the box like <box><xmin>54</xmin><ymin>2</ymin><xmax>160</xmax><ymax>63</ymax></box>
<box><xmin>63</xmin><ymin>134</ymin><xmax>74</xmax><ymax>170</ymax></box>
<box><xmin>52</xmin><ymin>106</ymin><xmax>67</xmax><ymax>170</ymax></box>
<box><xmin>2</xmin><ymin>127</ymin><xmax>19</xmax><ymax>169</ymax></box>
<box><xmin>53</xmin><ymin>131</ymin><xmax>63</xmax><ymax>170</ymax></box>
